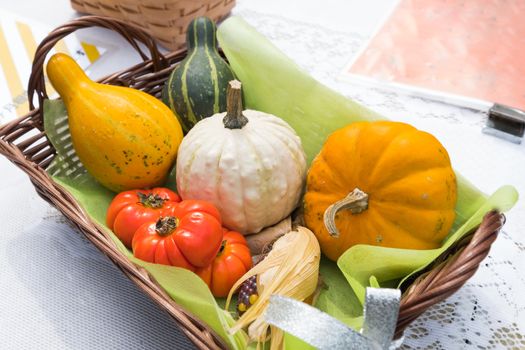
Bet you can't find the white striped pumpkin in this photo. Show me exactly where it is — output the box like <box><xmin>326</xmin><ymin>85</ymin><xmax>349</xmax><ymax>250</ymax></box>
<box><xmin>176</xmin><ymin>81</ymin><xmax>307</xmax><ymax>234</ymax></box>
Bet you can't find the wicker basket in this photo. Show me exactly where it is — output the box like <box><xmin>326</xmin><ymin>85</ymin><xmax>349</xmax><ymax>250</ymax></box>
<box><xmin>70</xmin><ymin>0</ymin><xmax>236</xmax><ymax>50</ymax></box>
<box><xmin>0</xmin><ymin>16</ymin><xmax>505</xmax><ymax>349</ymax></box>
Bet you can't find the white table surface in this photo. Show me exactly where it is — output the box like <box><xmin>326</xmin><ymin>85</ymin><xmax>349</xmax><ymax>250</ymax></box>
<box><xmin>1</xmin><ymin>0</ymin><xmax>524</xmax><ymax>349</ymax></box>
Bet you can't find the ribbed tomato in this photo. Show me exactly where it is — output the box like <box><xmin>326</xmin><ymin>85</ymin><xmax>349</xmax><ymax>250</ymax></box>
<box><xmin>132</xmin><ymin>200</ymin><xmax>223</xmax><ymax>269</ymax></box>
<box><xmin>196</xmin><ymin>229</ymin><xmax>252</xmax><ymax>297</ymax></box>
<box><xmin>106</xmin><ymin>187</ymin><xmax>181</xmax><ymax>248</ymax></box>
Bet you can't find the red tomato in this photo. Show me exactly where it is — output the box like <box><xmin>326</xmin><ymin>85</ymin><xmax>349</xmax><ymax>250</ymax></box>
<box><xmin>132</xmin><ymin>200</ymin><xmax>223</xmax><ymax>269</ymax></box>
<box><xmin>196</xmin><ymin>229</ymin><xmax>252</xmax><ymax>297</ymax></box>
<box><xmin>106</xmin><ymin>187</ymin><xmax>180</xmax><ymax>248</ymax></box>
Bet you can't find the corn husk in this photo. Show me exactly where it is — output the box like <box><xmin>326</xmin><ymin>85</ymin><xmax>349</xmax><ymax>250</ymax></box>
<box><xmin>226</xmin><ymin>226</ymin><xmax>321</xmax><ymax>349</ymax></box>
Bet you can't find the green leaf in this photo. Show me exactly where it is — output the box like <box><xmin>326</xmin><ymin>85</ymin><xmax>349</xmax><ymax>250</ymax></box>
<box><xmin>217</xmin><ymin>17</ymin><xmax>382</xmax><ymax>166</ymax></box>
<box><xmin>314</xmin><ymin>258</ymin><xmax>363</xmax><ymax>328</ymax></box>
<box><xmin>336</xmin><ymin>185</ymin><xmax>517</xmax><ymax>306</ymax></box>
<box><xmin>398</xmin><ymin>184</ymin><xmax>518</xmax><ymax>289</ymax></box>
<box><xmin>369</xmin><ymin>276</ymin><xmax>380</xmax><ymax>289</ymax></box>
<box><xmin>44</xmin><ymin>99</ymin><xmax>87</xmax><ymax>179</ymax></box>
<box><xmin>284</xmin><ymin>333</ymin><xmax>317</xmax><ymax>350</ymax></box>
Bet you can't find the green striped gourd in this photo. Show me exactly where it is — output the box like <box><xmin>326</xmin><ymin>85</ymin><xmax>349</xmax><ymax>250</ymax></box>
<box><xmin>162</xmin><ymin>17</ymin><xmax>236</xmax><ymax>133</ymax></box>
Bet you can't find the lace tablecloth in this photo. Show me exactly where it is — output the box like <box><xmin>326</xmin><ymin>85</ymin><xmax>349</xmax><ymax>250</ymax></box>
<box><xmin>1</xmin><ymin>2</ymin><xmax>524</xmax><ymax>349</ymax></box>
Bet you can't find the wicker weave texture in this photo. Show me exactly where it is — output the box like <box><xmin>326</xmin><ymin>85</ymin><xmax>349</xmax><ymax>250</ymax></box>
<box><xmin>0</xmin><ymin>16</ymin><xmax>505</xmax><ymax>349</ymax></box>
<box><xmin>70</xmin><ymin>0</ymin><xmax>235</xmax><ymax>49</ymax></box>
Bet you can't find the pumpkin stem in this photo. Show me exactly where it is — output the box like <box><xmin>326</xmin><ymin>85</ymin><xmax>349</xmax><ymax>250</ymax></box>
<box><xmin>223</xmin><ymin>80</ymin><xmax>248</xmax><ymax>129</ymax></box>
<box><xmin>155</xmin><ymin>216</ymin><xmax>179</xmax><ymax>236</ymax></box>
<box><xmin>323</xmin><ymin>188</ymin><xmax>369</xmax><ymax>237</ymax></box>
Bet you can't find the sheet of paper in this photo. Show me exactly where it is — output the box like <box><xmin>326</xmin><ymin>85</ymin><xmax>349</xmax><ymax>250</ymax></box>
<box><xmin>342</xmin><ymin>0</ymin><xmax>525</xmax><ymax>111</ymax></box>
<box><xmin>0</xmin><ymin>9</ymin><xmax>109</xmax><ymax>124</ymax></box>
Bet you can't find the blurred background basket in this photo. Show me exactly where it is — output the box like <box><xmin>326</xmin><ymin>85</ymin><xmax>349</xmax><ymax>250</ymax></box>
<box><xmin>70</xmin><ymin>0</ymin><xmax>236</xmax><ymax>50</ymax></box>
<box><xmin>0</xmin><ymin>16</ymin><xmax>505</xmax><ymax>349</ymax></box>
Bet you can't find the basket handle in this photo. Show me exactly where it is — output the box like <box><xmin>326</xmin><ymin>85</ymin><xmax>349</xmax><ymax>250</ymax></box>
<box><xmin>27</xmin><ymin>15</ymin><xmax>168</xmax><ymax>111</ymax></box>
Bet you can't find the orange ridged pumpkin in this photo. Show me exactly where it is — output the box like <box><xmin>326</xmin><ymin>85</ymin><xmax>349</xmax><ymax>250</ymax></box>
<box><xmin>304</xmin><ymin>121</ymin><xmax>457</xmax><ymax>261</ymax></box>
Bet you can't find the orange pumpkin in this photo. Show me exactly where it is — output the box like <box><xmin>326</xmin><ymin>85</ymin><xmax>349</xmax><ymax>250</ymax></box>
<box><xmin>304</xmin><ymin>121</ymin><xmax>457</xmax><ymax>261</ymax></box>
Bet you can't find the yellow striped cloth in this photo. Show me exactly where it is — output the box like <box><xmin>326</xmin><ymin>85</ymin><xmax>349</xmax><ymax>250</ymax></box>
<box><xmin>0</xmin><ymin>9</ymin><xmax>106</xmax><ymax>123</ymax></box>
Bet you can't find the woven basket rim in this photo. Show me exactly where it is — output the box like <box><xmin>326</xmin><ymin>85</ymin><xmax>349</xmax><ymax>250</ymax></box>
<box><xmin>0</xmin><ymin>15</ymin><xmax>505</xmax><ymax>349</ymax></box>
<box><xmin>69</xmin><ymin>0</ymin><xmax>236</xmax><ymax>50</ymax></box>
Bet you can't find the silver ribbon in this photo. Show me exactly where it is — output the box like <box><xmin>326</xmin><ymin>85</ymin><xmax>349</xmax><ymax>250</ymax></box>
<box><xmin>265</xmin><ymin>287</ymin><xmax>401</xmax><ymax>349</ymax></box>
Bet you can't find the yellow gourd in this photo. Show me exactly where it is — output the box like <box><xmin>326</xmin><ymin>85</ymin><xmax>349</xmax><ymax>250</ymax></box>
<box><xmin>46</xmin><ymin>53</ymin><xmax>183</xmax><ymax>192</ymax></box>
<box><xmin>304</xmin><ymin>121</ymin><xmax>457</xmax><ymax>261</ymax></box>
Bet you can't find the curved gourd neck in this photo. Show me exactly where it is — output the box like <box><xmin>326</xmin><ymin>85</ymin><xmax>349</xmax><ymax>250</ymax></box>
<box><xmin>46</xmin><ymin>53</ymin><xmax>91</xmax><ymax>99</ymax></box>
<box><xmin>186</xmin><ymin>17</ymin><xmax>217</xmax><ymax>51</ymax></box>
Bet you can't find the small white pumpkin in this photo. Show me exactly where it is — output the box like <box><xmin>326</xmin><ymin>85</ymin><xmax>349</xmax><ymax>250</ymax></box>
<box><xmin>176</xmin><ymin>80</ymin><xmax>307</xmax><ymax>234</ymax></box>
